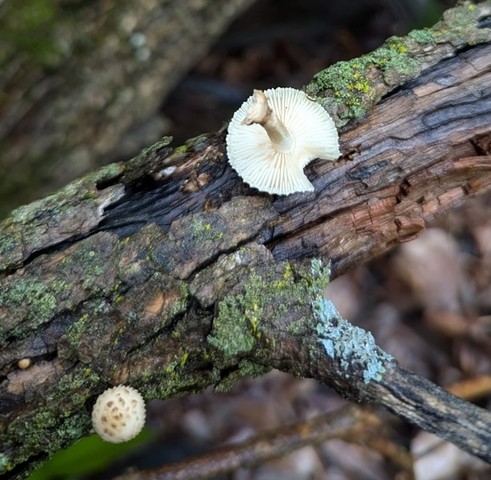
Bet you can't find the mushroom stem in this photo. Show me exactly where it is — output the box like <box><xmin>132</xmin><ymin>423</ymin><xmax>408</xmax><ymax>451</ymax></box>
<box><xmin>242</xmin><ymin>89</ymin><xmax>293</xmax><ymax>152</ymax></box>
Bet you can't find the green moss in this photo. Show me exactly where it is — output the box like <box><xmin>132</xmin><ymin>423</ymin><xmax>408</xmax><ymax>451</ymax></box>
<box><xmin>310</xmin><ymin>38</ymin><xmax>420</xmax><ymax>121</ymax></box>
<box><xmin>208</xmin><ymin>259</ymin><xmax>331</xmax><ymax>359</ymax></box>
<box><xmin>306</xmin><ymin>1</ymin><xmax>491</xmax><ymax>125</ymax></box>
<box><xmin>408</xmin><ymin>28</ymin><xmax>436</xmax><ymax>44</ymax></box>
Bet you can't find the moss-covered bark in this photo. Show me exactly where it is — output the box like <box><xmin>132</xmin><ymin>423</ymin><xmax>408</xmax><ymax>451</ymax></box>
<box><xmin>306</xmin><ymin>1</ymin><xmax>491</xmax><ymax>126</ymax></box>
<box><xmin>1</xmin><ymin>2</ymin><xmax>491</xmax><ymax>477</ymax></box>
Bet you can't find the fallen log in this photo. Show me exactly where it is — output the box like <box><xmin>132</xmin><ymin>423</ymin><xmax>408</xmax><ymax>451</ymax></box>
<box><xmin>1</xmin><ymin>2</ymin><xmax>491</xmax><ymax>477</ymax></box>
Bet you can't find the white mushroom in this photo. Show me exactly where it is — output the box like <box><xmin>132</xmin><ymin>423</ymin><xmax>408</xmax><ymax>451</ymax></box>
<box><xmin>226</xmin><ymin>87</ymin><xmax>341</xmax><ymax>195</ymax></box>
<box><xmin>91</xmin><ymin>385</ymin><xmax>146</xmax><ymax>443</ymax></box>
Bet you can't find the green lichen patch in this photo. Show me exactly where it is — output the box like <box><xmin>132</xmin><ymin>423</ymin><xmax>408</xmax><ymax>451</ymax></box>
<box><xmin>1</xmin><ymin>365</ymin><xmax>99</xmax><ymax>476</ymax></box>
<box><xmin>57</xmin><ymin>233</ymin><xmax>120</xmax><ymax>296</ymax></box>
<box><xmin>130</xmin><ymin>342</ymin><xmax>222</xmax><ymax>401</ymax></box>
<box><xmin>0</xmin><ymin>275</ymin><xmax>72</xmax><ymax>346</ymax></box>
<box><xmin>0</xmin><ymin>228</ymin><xmax>23</xmax><ymax>270</ymax></box>
<box><xmin>6</xmin><ymin>162</ymin><xmax>124</xmax><ymax>227</ymax></box>
<box><xmin>61</xmin><ymin>305</ymin><xmax>129</xmax><ymax>368</ymax></box>
<box><xmin>306</xmin><ymin>1</ymin><xmax>491</xmax><ymax>125</ymax></box>
<box><xmin>190</xmin><ymin>243</ymin><xmax>274</xmax><ymax>308</ymax></box>
<box><xmin>208</xmin><ymin>294</ymin><xmax>258</xmax><ymax>358</ymax></box>
<box><xmin>308</xmin><ymin>39</ymin><xmax>421</xmax><ymax>122</ymax></box>
<box><xmin>60</xmin><ymin>269</ymin><xmax>189</xmax><ymax>371</ymax></box>
<box><xmin>208</xmin><ymin>259</ymin><xmax>332</xmax><ymax>360</ymax></box>
<box><xmin>151</xmin><ymin>196</ymin><xmax>276</xmax><ymax>279</ymax></box>
<box><xmin>0</xmin><ymin>231</ymin><xmax>122</xmax><ymax>346</ymax></box>
<box><xmin>0</xmin><ymin>162</ymin><xmax>125</xmax><ymax>272</ymax></box>
<box><xmin>2</xmin><ymin>232</ymin><xmax>127</xmax><ymax>357</ymax></box>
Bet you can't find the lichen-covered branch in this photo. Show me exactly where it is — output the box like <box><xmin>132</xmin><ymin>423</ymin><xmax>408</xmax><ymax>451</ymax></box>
<box><xmin>306</xmin><ymin>1</ymin><xmax>491</xmax><ymax>126</ymax></box>
<box><xmin>1</xmin><ymin>2</ymin><xmax>491</xmax><ymax>478</ymax></box>
<box><xmin>204</xmin><ymin>258</ymin><xmax>491</xmax><ymax>462</ymax></box>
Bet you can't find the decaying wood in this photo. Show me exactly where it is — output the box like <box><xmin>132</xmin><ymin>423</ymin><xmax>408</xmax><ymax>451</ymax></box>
<box><xmin>1</xmin><ymin>2</ymin><xmax>491</xmax><ymax>478</ymax></box>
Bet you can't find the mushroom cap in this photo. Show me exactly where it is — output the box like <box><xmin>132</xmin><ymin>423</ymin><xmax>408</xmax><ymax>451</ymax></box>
<box><xmin>92</xmin><ymin>385</ymin><xmax>146</xmax><ymax>443</ymax></box>
<box><xmin>226</xmin><ymin>87</ymin><xmax>341</xmax><ymax>195</ymax></box>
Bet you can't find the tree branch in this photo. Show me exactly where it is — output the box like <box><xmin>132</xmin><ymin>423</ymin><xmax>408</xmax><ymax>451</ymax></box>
<box><xmin>113</xmin><ymin>406</ymin><xmax>382</xmax><ymax>480</ymax></box>
<box><xmin>1</xmin><ymin>2</ymin><xmax>491</xmax><ymax>478</ymax></box>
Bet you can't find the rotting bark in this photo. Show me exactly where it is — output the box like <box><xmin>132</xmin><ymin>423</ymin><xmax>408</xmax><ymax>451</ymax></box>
<box><xmin>1</xmin><ymin>2</ymin><xmax>491</xmax><ymax>478</ymax></box>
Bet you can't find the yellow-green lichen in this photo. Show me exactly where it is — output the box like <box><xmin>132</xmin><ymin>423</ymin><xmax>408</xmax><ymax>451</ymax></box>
<box><xmin>188</xmin><ymin>217</ymin><xmax>224</xmax><ymax>242</ymax></box>
<box><xmin>2</xmin><ymin>365</ymin><xmax>99</xmax><ymax>475</ymax></box>
<box><xmin>208</xmin><ymin>260</ymin><xmax>331</xmax><ymax>359</ymax></box>
<box><xmin>309</xmin><ymin>38</ymin><xmax>420</xmax><ymax>121</ymax></box>
<box><xmin>173</xmin><ymin>145</ymin><xmax>188</xmax><ymax>155</ymax></box>
<box><xmin>0</xmin><ymin>276</ymin><xmax>73</xmax><ymax>346</ymax></box>
<box><xmin>179</xmin><ymin>352</ymin><xmax>189</xmax><ymax>367</ymax></box>
<box><xmin>306</xmin><ymin>1</ymin><xmax>491</xmax><ymax>125</ymax></box>
<box><xmin>0</xmin><ymin>278</ymin><xmax>56</xmax><ymax>318</ymax></box>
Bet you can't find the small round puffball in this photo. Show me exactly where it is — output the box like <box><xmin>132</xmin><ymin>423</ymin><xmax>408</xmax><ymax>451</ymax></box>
<box><xmin>92</xmin><ymin>385</ymin><xmax>146</xmax><ymax>443</ymax></box>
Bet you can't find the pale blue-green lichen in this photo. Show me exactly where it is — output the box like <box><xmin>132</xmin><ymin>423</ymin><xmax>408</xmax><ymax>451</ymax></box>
<box><xmin>313</xmin><ymin>297</ymin><xmax>393</xmax><ymax>383</ymax></box>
